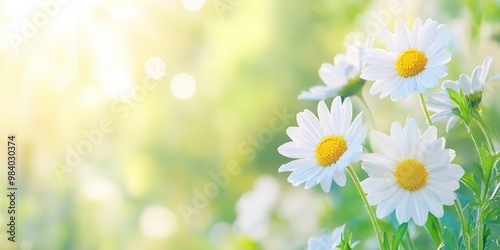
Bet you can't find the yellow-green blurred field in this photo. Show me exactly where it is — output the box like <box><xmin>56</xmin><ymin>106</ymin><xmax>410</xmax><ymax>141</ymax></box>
<box><xmin>1</xmin><ymin>0</ymin><xmax>500</xmax><ymax>249</ymax></box>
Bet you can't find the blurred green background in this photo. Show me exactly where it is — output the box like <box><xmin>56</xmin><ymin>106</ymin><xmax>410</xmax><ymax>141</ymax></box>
<box><xmin>1</xmin><ymin>0</ymin><xmax>500</xmax><ymax>249</ymax></box>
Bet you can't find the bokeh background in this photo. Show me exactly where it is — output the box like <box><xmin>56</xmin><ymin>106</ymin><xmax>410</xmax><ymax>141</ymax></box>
<box><xmin>1</xmin><ymin>0</ymin><xmax>500</xmax><ymax>249</ymax></box>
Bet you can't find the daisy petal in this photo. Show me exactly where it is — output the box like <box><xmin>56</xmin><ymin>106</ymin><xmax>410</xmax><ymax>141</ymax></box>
<box><xmin>395</xmin><ymin>20</ymin><xmax>411</xmax><ymax>49</ymax></box>
<box><xmin>317</xmin><ymin>101</ymin><xmax>334</xmax><ymax>134</ymax></box>
<box><xmin>332</xmin><ymin>170</ymin><xmax>346</xmax><ymax>186</ymax></box>
<box><xmin>287</xmin><ymin>165</ymin><xmax>322</xmax><ymax>187</ymax></box>
<box><xmin>278</xmin><ymin>142</ymin><xmax>314</xmax><ymax>158</ymax></box>
<box><xmin>279</xmin><ymin>158</ymin><xmax>316</xmax><ymax>172</ymax></box>
<box><xmin>371</xmin><ymin>131</ymin><xmax>401</xmax><ymax>160</ymax></box>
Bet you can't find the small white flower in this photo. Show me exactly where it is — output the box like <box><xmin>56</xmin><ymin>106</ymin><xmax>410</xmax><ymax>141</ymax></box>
<box><xmin>299</xmin><ymin>39</ymin><xmax>371</xmax><ymax>100</ymax></box>
<box><xmin>427</xmin><ymin>56</ymin><xmax>495</xmax><ymax>131</ymax></box>
<box><xmin>426</xmin><ymin>89</ymin><xmax>460</xmax><ymax>132</ymax></box>
<box><xmin>360</xmin><ymin>119</ymin><xmax>464</xmax><ymax>226</ymax></box>
<box><xmin>234</xmin><ymin>176</ymin><xmax>281</xmax><ymax>240</ymax></box>
<box><xmin>307</xmin><ymin>225</ymin><xmax>345</xmax><ymax>250</ymax></box>
<box><xmin>361</xmin><ymin>18</ymin><xmax>451</xmax><ymax>101</ymax></box>
<box><xmin>278</xmin><ymin>96</ymin><xmax>367</xmax><ymax>192</ymax></box>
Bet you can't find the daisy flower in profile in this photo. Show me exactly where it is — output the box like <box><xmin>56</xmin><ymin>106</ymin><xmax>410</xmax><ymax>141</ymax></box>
<box><xmin>428</xmin><ymin>56</ymin><xmax>498</xmax><ymax>131</ymax></box>
<box><xmin>307</xmin><ymin>224</ymin><xmax>345</xmax><ymax>250</ymax></box>
<box><xmin>360</xmin><ymin>119</ymin><xmax>464</xmax><ymax>226</ymax></box>
<box><xmin>361</xmin><ymin>18</ymin><xmax>451</xmax><ymax>101</ymax></box>
<box><xmin>278</xmin><ymin>96</ymin><xmax>367</xmax><ymax>192</ymax></box>
<box><xmin>299</xmin><ymin>38</ymin><xmax>371</xmax><ymax>100</ymax></box>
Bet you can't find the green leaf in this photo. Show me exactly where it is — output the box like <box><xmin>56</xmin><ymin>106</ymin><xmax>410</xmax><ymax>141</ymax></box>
<box><xmin>478</xmin><ymin>147</ymin><xmax>500</xmax><ymax>182</ymax></box>
<box><xmin>425</xmin><ymin>213</ymin><xmax>443</xmax><ymax>247</ymax></box>
<box><xmin>484</xmin><ymin>203</ymin><xmax>500</xmax><ymax>222</ymax></box>
<box><xmin>466</xmin><ymin>202</ymin><xmax>481</xmax><ymax>209</ymax></box>
<box><xmin>446</xmin><ymin>87</ymin><xmax>461</xmax><ymax>106</ymax></box>
<box><xmin>391</xmin><ymin>223</ymin><xmax>408</xmax><ymax>250</ymax></box>
<box><xmin>483</xmin><ymin>226</ymin><xmax>491</xmax><ymax>247</ymax></box>
<box><xmin>446</xmin><ymin>88</ymin><xmax>470</xmax><ymax>125</ymax></box>
<box><xmin>382</xmin><ymin>231</ymin><xmax>391</xmax><ymax>250</ymax></box>
<box><xmin>492</xmin><ymin>173</ymin><xmax>500</xmax><ymax>183</ymax></box>
<box><xmin>442</xmin><ymin>227</ymin><xmax>459</xmax><ymax>250</ymax></box>
<box><xmin>480</xmin><ymin>146</ymin><xmax>494</xmax><ymax>178</ymax></box>
<box><xmin>338</xmin><ymin>230</ymin><xmax>353</xmax><ymax>250</ymax></box>
<box><xmin>460</xmin><ymin>170</ymin><xmax>481</xmax><ymax>199</ymax></box>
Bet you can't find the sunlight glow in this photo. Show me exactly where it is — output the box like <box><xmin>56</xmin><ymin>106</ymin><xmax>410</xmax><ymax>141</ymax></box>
<box><xmin>182</xmin><ymin>0</ymin><xmax>205</xmax><ymax>12</ymax></box>
<box><xmin>100</xmin><ymin>71</ymin><xmax>135</xmax><ymax>98</ymax></box>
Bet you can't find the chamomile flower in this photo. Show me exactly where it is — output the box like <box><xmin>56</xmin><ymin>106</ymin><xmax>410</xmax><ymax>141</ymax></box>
<box><xmin>361</xmin><ymin>18</ymin><xmax>451</xmax><ymax>101</ymax></box>
<box><xmin>360</xmin><ymin>119</ymin><xmax>464</xmax><ymax>226</ymax></box>
<box><xmin>307</xmin><ymin>225</ymin><xmax>345</xmax><ymax>250</ymax></box>
<box><xmin>427</xmin><ymin>56</ymin><xmax>496</xmax><ymax>131</ymax></box>
<box><xmin>299</xmin><ymin>39</ymin><xmax>371</xmax><ymax>100</ymax></box>
<box><xmin>278</xmin><ymin>96</ymin><xmax>367</xmax><ymax>192</ymax></box>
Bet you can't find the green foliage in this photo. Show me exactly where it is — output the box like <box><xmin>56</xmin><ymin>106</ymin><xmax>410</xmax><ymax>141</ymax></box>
<box><xmin>391</xmin><ymin>223</ymin><xmax>408</xmax><ymax>250</ymax></box>
<box><xmin>447</xmin><ymin>88</ymin><xmax>471</xmax><ymax>126</ymax></box>
<box><xmin>338</xmin><ymin>78</ymin><xmax>366</xmax><ymax>100</ymax></box>
<box><xmin>337</xmin><ymin>230</ymin><xmax>354</xmax><ymax>250</ymax></box>
<box><xmin>382</xmin><ymin>231</ymin><xmax>391</xmax><ymax>250</ymax></box>
<box><xmin>479</xmin><ymin>146</ymin><xmax>500</xmax><ymax>181</ymax></box>
<box><xmin>375</xmin><ymin>223</ymin><xmax>408</xmax><ymax>250</ymax></box>
<box><xmin>461</xmin><ymin>170</ymin><xmax>482</xmax><ymax>201</ymax></box>
<box><xmin>425</xmin><ymin>214</ymin><xmax>444</xmax><ymax>247</ymax></box>
<box><xmin>439</xmin><ymin>227</ymin><xmax>460</xmax><ymax>250</ymax></box>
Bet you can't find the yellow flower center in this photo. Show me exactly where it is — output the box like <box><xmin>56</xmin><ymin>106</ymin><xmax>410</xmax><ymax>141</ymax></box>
<box><xmin>395</xmin><ymin>159</ymin><xmax>428</xmax><ymax>191</ymax></box>
<box><xmin>395</xmin><ymin>48</ymin><xmax>428</xmax><ymax>78</ymax></box>
<box><xmin>315</xmin><ymin>135</ymin><xmax>347</xmax><ymax>167</ymax></box>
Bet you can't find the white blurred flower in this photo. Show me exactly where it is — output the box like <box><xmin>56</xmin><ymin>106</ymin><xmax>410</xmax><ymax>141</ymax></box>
<box><xmin>299</xmin><ymin>39</ymin><xmax>371</xmax><ymax>100</ymax></box>
<box><xmin>307</xmin><ymin>225</ymin><xmax>345</xmax><ymax>250</ymax></box>
<box><xmin>233</xmin><ymin>175</ymin><xmax>281</xmax><ymax>240</ymax></box>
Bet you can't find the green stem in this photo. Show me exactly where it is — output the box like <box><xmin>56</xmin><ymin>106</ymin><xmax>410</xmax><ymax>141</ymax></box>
<box><xmin>465</xmin><ymin>125</ymin><xmax>486</xmax><ymax>250</ymax></box>
<box><xmin>357</xmin><ymin>92</ymin><xmax>377</xmax><ymax>129</ymax></box>
<box><xmin>454</xmin><ymin>199</ymin><xmax>471</xmax><ymax>250</ymax></box>
<box><xmin>471</xmin><ymin>111</ymin><xmax>496</xmax><ymax>152</ymax></box>
<box><xmin>419</xmin><ymin>93</ymin><xmax>433</xmax><ymax>126</ymax></box>
<box><xmin>435</xmin><ymin>216</ymin><xmax>444</xmax><ymax>244</ymax></box>
<box><xmin>465</xmin><ymin>126</ymin><xmax>482</xmax><ymax>164</ymax></box>
<box><xmin>346</xmin><ymin>166</ymin><xmax>384</xmax><ymax>250</ymax></box>
<box><xmin>478</xmin><ymin>166</ymin><xmax>492</xmax><ymax>250</ymax></box>
<box><xmin>478</xmin><ymin>208</ymin><xmax>484</xmax><ymax>250</ymax></box>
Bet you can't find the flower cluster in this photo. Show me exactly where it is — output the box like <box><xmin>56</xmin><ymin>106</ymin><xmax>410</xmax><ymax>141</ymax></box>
<box><xmin>277</xmin><ymin>17</ymin><xmax>500</xmax><ymax>249</ymax></box>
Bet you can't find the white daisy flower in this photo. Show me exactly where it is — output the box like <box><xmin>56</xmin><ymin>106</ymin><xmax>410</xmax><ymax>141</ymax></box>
<box><xmin>360</xmin><ymin>119</ymin><xmax>464</xmax><ymax>226</ymax></box>
<box><xmin>427</xmin><ymin>56</ymin><xmax>495</xmax><ymax>131</ymax></box>
<box><xmin>278</xmin><ymin>96</ymin><xmax>367</xmax><ymax>192</ymax></box>
<box><xmin>299</xmin><ymin>38</ymin><xmax>371</xmax><ymax>100</ymax></box>
<box><xmin>307</xmin><ymin>225</ymin><xmax>345</xmax><ymax>250</ymax></box>
<box><xmin>361</xmin><ymin>18</ymin><xmax>451</xmax><ymax>101</ymax></box>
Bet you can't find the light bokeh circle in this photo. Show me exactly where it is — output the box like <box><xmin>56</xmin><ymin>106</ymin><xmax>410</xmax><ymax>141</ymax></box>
<box><xmin>170</xmin><ymin>73</ymin><xmax>197</xmax><ymax>99</ymax></box>
<box><xmin>139</xmin><ymin>205</ymin><xmax>177</xmax><ymax>239</ymax></box>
